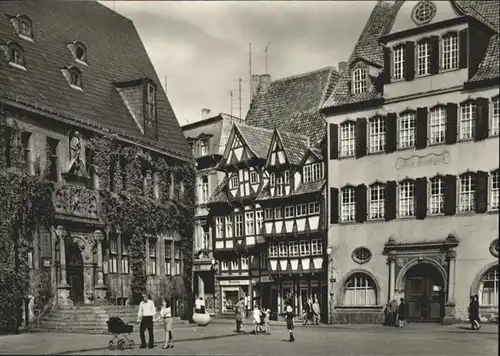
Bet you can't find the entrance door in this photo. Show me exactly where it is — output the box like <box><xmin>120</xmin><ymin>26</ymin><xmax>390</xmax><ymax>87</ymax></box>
<box><xmin>404</xmin><ymin>263</ymin><xmax>445</xmax><ymax>323</ymax></box>
<box><xmin>66</xmin><ymin>243</ymin><xmax>84</xmax><ymax>304</ymax></box>
<box><xmin>299</xmin><ymin>288</ymin><xmax>308</xmax><ymax>318</ymax></box>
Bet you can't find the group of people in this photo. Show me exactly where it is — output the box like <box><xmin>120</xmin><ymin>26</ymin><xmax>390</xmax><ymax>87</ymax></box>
<box><xmin>383</xmin><ymin>298</ymin><xmax>407</xmax><ymax>328</ymax></box>
<box><xmin>301</xmin><ymin>298</ymin><xmax>321</xmax><ymax>326</ymax></box>
<box><xmin>468</xmin><ymin>294</ymin><xmax>482</xmax><ymax>330</ymax></box>
<box><xmin>136</xmin><ymin>293</ymin><xmax>174</xmax><ymax>350</ymax></box>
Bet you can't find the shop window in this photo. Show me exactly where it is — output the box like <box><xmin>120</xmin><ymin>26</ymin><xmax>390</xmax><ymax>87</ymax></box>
<box><xmin>343</xmin><ymin>273</ymin><xmax>377</xmax><ymax>306</ymax></box>
<box><xmin>479</xmin><ymin>266</ymin><xmax>499</xmax><ymax>307</ymax></box>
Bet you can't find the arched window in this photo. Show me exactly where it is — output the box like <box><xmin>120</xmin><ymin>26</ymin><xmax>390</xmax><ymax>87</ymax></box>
<box><xmin>339</xmin><ymin>121</ymin><xmax>356</xmax><ymax>157</ymax></box>
<box><xmin>200</xmin><ymin>176</ymin><xmax>209</xmax><ymax>204</ymax></box>
<box><xmin>8</xmin><ymin>43</ymin><xmax>25</xmax><ymax>67</ymax></box>
<box><xmin>343</xmin><ymin>273</ymin><xmax>377</xmax><ymax>306</ymax></box>
<box><xmin>18</xmin><ymin>16</ymin><xmax>33</xmax><ymax>39</ymax></box>
<box><xmin>340</xmin><ymin>186</ymin><xmax>356</xmax><ymax>222</ymax></box>
<box><xmin>479</xmin><ymin>266</ymin><xmax>499</xmax><ymax>307</ymax></box>
<box><xmin>74</xmin><ymin>41</ymin><xmax>87</xmax><ymax>63</ymax></box>
<box><xmin>68</xmin><ymin>67</ymin><xmax>82</xmax><ymax>88</ymax></box>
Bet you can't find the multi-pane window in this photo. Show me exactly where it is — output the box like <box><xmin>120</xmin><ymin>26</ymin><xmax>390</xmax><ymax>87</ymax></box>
<box><xmin>429</xmin><ymin>177</ymin><xmax>444</xmax><ymax>215</ymax></box>
<box><xmin>234</xmin><ymin>214</ymin><xmax>243</xmax><ymax>236</ymax></box>
<box><xmin>308</xmin><ymin>202</ymin><xmax>320</xmax><ymax>214</ymax></box>
<box><xmin>269</xmin><ymin>243</ymin><xmax>278</xmax><ymax>257</ymax></box>
<box><xmin>221</xmin><ymin>261</ymin><xmax>229</xmax><ymax>271</ymax></box>
<box><xmin>215</xmin><ymin>217</ymin><xmax>224</xmax><ymax>239</ymax></box>
<box><xmin>491</xmin><ymin>170</ymin><xmax>499</xmax><ymax>210</ymax></box>
<box><xmin>311</xmin><ymin>239</ymin><xmax>323</xmax><ymax>255</ymax></box>
<box><xmin>352</xmin><ymin>68</ymin><xmax>367</xmax><ymax>94</ymax></box>
<box><xmin>459</xmin><ymin>101</ymin><xmax>476</xmax><ymax>140</ymax></box>
<box><xmin>225</xmin><ymin>216</ymin><xmax>233</xmax><ymax>238</ymax></box>
<box><xmin>284</xmin><ymin>206</ymin><xmax>294</xmax><ymax>218</ymax></box>
<box><xmin>264</xmin><ymin>208</ymin><xmax>273</xmax><ymax>220</ymax></box>
<box><xmin>340</xmin><ymin>122</ymin><xmax>356</xmax><ymax>157</ymax></box>
<box><xmin>278</xmin><ymin>242</ymin><xmax>288</xmax><ymax>257</ymax></box>
<box><xmin>164</xmin><ymin>241</ymin><xmax>171</xmax><ymax>276</ymax></box>
<box><xmin>491</xmin><ymin>97</ymin><xmax>499</xmax><ymax>136</ymax></box>
<box><xmin>393</xmin><ymin>45</ymin><xmax>405</xmax><ymax>80</ymax></box>
<box><xmin>199</xmin><ymin>176</ymin><xmax>209</xmax><ymax>204</ymax></box>
<box><xmin>442</xmin><ymin>34</ymin><xmax>459</xmax><ymax>71</ymax></box>
<box><xmin>250</xmin><ymin>171</ymin><xmax>259</xmax><ymax>184</ymax></box>
<box><xmin>296</xmin><ymin>204</ymin><xmax>307</xmax><ymax>217</ymax></box>
<box><xmin>199</xmin><ymin>139</ymin><xmax>208</xmax><ymax>156</ymax></box>
<box><xmin>270</xmin><ymin>172</ymin><xmax>276</xmax><ymax>187</ymax></box>
<box><xmin>343</xmin><ymin>273</ymin><xmax>376</xmax><ymax>306</ymax></box>
<box><xmin>459</xmin><ymin>174</ymin><xmax>475</xmax><ymax>212</ymax></box>
<box><xmin>245</xmin><ymin>212</ymin><xmax>255</xmax><ymax>235</ymax></box>
<box><xmin>369</xmin><ymin>184</ymin><xmax>385</xmax><ymax>219</ymax></box>
<box><xmin>174</xmin><ymin>243</ymin><xmax>182</xmax><ymax>275</ymax></box>
<box><xmin>149</xmin><ymin>239</ymin><xmax>157</xmax><ymax>275</ymax></box>
<box><xmin>284</xmin><ymin>170</ymin><xmax>290</xmax><ymax>184</ymax></box>
<box><xmin>241</xmin><ymin>256</ymin><xmax>249</xmax><ymax>270</ymax></box>
<box><xmin>121</xmin><ymin>237</ymin><xmax>129</xmax><ymax>274</ymax></box>
<box><xmin>303</xmin><ymin>164</ymin><xmax>322</xmax><ymax>183</ymax></box>
<box><xmin>369</xmin><ymin>116</ymin><xmax>386</xmax><ymax>153</ymax></box>
<box><xmin>299</xmin><ymin>241</ymin><xmax>310</xmax><ymax>256</ymax></box>
<box><xmin>341</xmin><ymin>187</ymin><xmax>356</xmax><ymax>222</ymax></box>
<box><xmin>289</xmin><ymin>241</ymin><xmax>299</xmax><ymax>257</ymax></box>
<box><xmin>9</xmin><ymin>45</ymin><xmax>23</xmax><ymax>66</ymax></box>
<box><xmin>276</xmin><ymin>176</ymin><xmax>284</xmax><ymax>197</ymax></box>
<box><xmin>416</xmin><ymin>41</ymin><xmax>430</xmax><ymax>76</ymax></box>
<box><xmin>230</xmin><ymin>259</ymin><xmax>239</xmax><ymax>271</ymax></box>
<box><xmin>109</xmin><ymin>234</ymin><xmax>118</xmax><ymax>274</ymax></box>
<box><xmin>274</xmin><ymin>207</ymin><xmax>283</xmax><ymax>219</ymax></box>
<box><xmin>429</xmin><ymin>106</ymin><xmax>446</xmax><ymax>144</ymax></box>
<box><xmin>399</xmin><ymin>112</ymin><xmax>416</xmax><ymax>149</ymax></box>
<box><xmin>479</xmin><ymin>267</ymin><xmax>499</xmax><ymax>306</ymax></box>
<box><xmin>399</xmin><ymin>181</ymin><xmax>415</xmax><ymax>217</ymax></box>
<box><xmin>255</xmin><ymin>210</ymin><xmax>263</xmax><ymax>234</ymax></box>
<box><xmin>231</xmin><ymin>174</ymin><xmax>239</xmax><ymax>189</ymax></box>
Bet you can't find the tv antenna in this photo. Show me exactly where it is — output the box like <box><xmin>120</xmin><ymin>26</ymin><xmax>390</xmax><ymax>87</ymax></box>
<box><xmin>265</xmin><ymin>41</ymin><xmax>272</xmax><ymax>75</ymax></box>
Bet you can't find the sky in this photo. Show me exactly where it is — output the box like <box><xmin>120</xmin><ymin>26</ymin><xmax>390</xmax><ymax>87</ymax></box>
<box><xmin>100</xmin><ymin>1</ymin><xmax>375</xmax><ymax>127</ymax></box>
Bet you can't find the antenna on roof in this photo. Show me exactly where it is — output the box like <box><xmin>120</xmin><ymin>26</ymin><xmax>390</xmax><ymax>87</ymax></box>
<box><xmin>249</xmin><ymin>43</ymin><xmax>253</xmax><ymax>101</ymax></box>
<box><xmin>238</xmin><ymin>78</ymin><xmax>242</xmax><ymax>119</ymax></box>
<box><xmin>230</xmin><ymin>90</ymin><xmax>233</xmax><ymax>118</ymax></box>
<box><xmin>265</xmin><ymin>41</ymin><xmax>272</xmax><ymax>75</ymax></box>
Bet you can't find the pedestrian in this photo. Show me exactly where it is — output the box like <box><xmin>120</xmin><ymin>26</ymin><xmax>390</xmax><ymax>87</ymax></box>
<box><xmin>284</xmin><ymin>301</ymin><xmax>295</xmax><ymax>342</ymax></box>
<box><xmin>306</xmin><ymin>298</ymin><xmax>314</xmax><ymax>325</ymax></box>
<box><xmin>312</xmin><ymin>298</ymin><xmax>320</xmax><ymax>325</ymax></box>
<box><xmin>253</xmin><ymin>304</ymin><xmax>262</xmax><ymax>334</ymax></box>
<box><xmin>234</xmin><ymin>297</ymin><xmax>245</xmax><ymax>333</ymax></box>
<box><xmin>390</xmin><ymin>298</ymin><xmax>398</xmax><ymax>327</ymax></box>
<box><xmin>263</xmin><ymin>308</ymin><xmax>271</xmax><ymax>335</ymax></box>
<box><xmin>468</xmin><ymin>296</ymin><xmax>476</xmax><ymax>330</ymax></box>
<box><xmin>302</xmin><ymin>299</ymin><xmax>310</xmax><ymax>326</ymax></box>
<box><xmin>383</xmin><ymin>302</ymin><xmax>392</xmax><ymax>326</ymax></box>
<box><xmin>137</xmin><ymin>293</ymin><xmax>155</xmax><ymax>349</ymax></box>
<box><xmin>155</xmin><ymin>298</ymin><xmax>174</xmax><ymax>349</ymax></box>
<box><xmin>471</xmin><ymin>294</ymin><xmax>481</xmax><ymax>330</ymax></box>
<box><xmin>397</xmin><ymin>298</ymin><xmax>406</xmax><ymax>328</ymax></box>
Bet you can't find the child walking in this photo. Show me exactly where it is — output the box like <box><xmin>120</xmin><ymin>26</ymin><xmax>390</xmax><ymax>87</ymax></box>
<box><xmin>253</xmin><ymin>304</ymin><xmax>262</xmax><ymax>335</ymax></box>
<box><xmin>263</xmin><ymin>308</ymin><xmax>271</xmax><ymax>335</ymax></box>
<box><xmin>155</xmin><ymin>298</ymin><xmax>174</xmax><ymax>349</ymax></box>
<box><xmin>284</xmin><ymin>302</ymin><xmax>295</xmax><ymax>342</ymax></box>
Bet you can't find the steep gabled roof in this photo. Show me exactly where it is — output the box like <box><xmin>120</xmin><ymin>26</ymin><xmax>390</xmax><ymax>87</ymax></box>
<box><xmin>208</xmin><ymin>176</ymin><xmax>228</xmax><ymax>204</ymax></box>
<box><xmin>245</xmin><ymin>67</ymin><xmax>338</xmax><ymax>144</ymax></box>
<box><xmin>236</xmin><ymin>123</ymin><xmax>274</xmax><ymax>159</ymax></box>
<box><xmin>470</xmin><ymin>33</ymin><xmax>499</xmax><ymax>83</ymax></box>
<box><xmin>274</xmin><ymin>130</ymin><xmax>310</xmax><ymax>167</ymax></box>
<box><xmin>0</xmin><ymin>0</ymin><xmax>191</xmax><ymax>160</ymax></box>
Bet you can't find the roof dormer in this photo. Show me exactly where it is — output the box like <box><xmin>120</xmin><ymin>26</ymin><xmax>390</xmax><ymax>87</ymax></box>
<box><xmin>349</xmin><ymin>60</ymin><xmax>382</xmax><ymax>95</ymax></box>
<box><xmin>10</xmin><ymin>14</ymin><xmax>33</xmax><ymax>42</ymax></box>
<box><xmin>67</xmin><ymin>41</ymin><xmax>87</xmax><ymax>65</ymax></box>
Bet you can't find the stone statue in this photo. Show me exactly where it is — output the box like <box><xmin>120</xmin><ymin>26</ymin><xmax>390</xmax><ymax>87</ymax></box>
<box><xmin>67</xmin><ymin>131</ymin><xmax>87</xmax><ymax>177</ymax></box>
<box><xmin>70</xmin><ymin>131</ymin><xmax>81</xmax><ymax>161</ymax></box>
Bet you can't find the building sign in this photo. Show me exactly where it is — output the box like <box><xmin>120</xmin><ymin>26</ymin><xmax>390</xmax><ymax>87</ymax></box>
<box><xmin>299</xmin><ymin>280</ymin><xmax>308</xmax><ymax>288</ymax></box>
<box><xmin>260</xmin><ymin>275</ymin><xmax>274</xmax><ymax>283</ymax></box>
<box><xmin>395</xmin><ymin>151</ymin><xmax>450</xmax><ymax>170</ymax></box>
<box><xmin>282</xmin><ymin>280</ymin><xmax>293</xmax><ymax>288</ymax></box>
<box><xmin>219</xmin><ymin>279</ymin><xmax>250</xmax><ymax>286</ymax></box>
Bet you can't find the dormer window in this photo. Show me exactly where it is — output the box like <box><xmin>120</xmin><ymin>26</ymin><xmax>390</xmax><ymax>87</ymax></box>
<box><xmin>68</xmin><ymin>67</ymin><xmax>82</xmax><ymax>88</ymax></box>
<box><xmin>411</xmin><ymin>1</ymin><xmax>436</xmax><ymax>25</ymax></box>
<box><xmin>8</xmin><ymin>43</ymin><xmax>25</xmax><ymax>69</ymax></box>
<box><xmin>392</xmin><ymin>45</ymin><xmax>405</xmax><ymax>80</ymax></box>
<box><xmin>199</xmin><ymin>139</ymin><xmax>208</xmax><ymax>156</ymax></box>
<box><xmin>441</xmin><ymin>33</ymin><xmax>459</xmax><ymax>71</ymax></box>
<box><xmin>11</xmin><ymin>15</ymin><xmax>33</xmax><ymax>41</ymax></box>
<box><xmin>352</xmin><ymin>68</ymin><xmax>367</xmax><ymax>94</ymax></box>
<box><xmin>143</xmin><ymin>82</ymin><xmax>157</xmax><ymax>128</ymax></box>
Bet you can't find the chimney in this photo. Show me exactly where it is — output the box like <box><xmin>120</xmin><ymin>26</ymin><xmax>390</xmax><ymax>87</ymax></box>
<box><xmin>201</xmin><ymin>108</ymin><xmax>211</xmax><ymax>120</ymax></box>
<box><xmin>251</xmin><ymin>74</ymin><xmax>260</xmax><ymax>98</ymax></box>
<box><xmin>338</xmin><ymin>61</ymin><xmax>347</xmax><ymax>74</ymax></box>
<box><xmin>258</xmin><ymin>74</ymin><xmax>271</xmax><ymax>93</ymax></box>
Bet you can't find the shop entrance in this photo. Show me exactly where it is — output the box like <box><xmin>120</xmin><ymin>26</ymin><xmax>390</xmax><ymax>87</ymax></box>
<box><xmin>404</xmin><ymin>263</ymin><xmax>445</xmax><ymax>323</ymax></box>
<box><xmin>66</xmin><ymin>243</ymin><xmax>84</xmax><ymax>304</ymax></box>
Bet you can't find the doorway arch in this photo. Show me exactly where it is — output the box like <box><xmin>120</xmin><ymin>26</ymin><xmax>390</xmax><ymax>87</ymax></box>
<box><xmin>402</xmin><ymin>262</ymin><xmax>446</xmax><ymax>322</ymax></box>
<box><xmin>66</xmin><ymin>243</ymin><xmax>84</xmax><ymax>304</ymax></box>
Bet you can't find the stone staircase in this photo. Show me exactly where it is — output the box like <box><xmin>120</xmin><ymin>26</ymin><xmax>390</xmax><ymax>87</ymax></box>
<box><xmin>31</xmin><ymin>304</ymin><xmax>188</xmax><ymax>334</ymax></box>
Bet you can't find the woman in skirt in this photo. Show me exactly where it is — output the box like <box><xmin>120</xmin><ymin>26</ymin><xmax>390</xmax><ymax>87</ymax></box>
<box><xmin>155</xmin><ymin>298</ymin><xmax>174</xmax><ymax>349</ymax></box>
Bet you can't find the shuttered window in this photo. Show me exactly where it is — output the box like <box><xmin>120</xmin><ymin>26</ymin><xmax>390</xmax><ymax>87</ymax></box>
<box><xmin>442</xmin><ymin>33</ymin><xmax>459</xmax><ymax>71</ymax></box>
<box><xmin>355</xmin><ymin>184</ymin><xmax>367</xmax><ymax>223</ymax></box>
<box><xmin>384</xmin><ymin>181</ymin><xmax>397</xmax><ymax>221</ymax></box>
<box><xmin>405</xmin><ymin>41</ymin><xmax>415</xmax><ymax>81</ymax></box>
<box><xmin>445</xmin><ymin>103</ymin><xmax>458</xmax><ymax>144</ymax></box>
<box><xmin>355</xmin><ymin>118</ymin><xmax>367</xmax><ymax>159</ymax></box>
<box><xmin>369</xmin><ymin>183</ymin><xmax>385</xmax><ymax>220</ymax></box>
<box><xmin>415</xmin><ymin>177</ymin><xmax>427</xmax><ymax>220</ymax></box>
<box><xmin>429</xmin><ymin>106</ymin><xmax>446</xmax><ymax>144</ymax></box>
<box><xmin>459</xmin><ymin>101</ymin><xmax>476</xmax><ymax>140</ymax></box>
<box><xmin>398</xmin><ymin>180</ymin><xmax>415</xmax><ymax>217</ymax></box>
<box><xmin>386</xmin><ymin>113</ymin><xmax>398</xmax><ymax>153</ymax></box>
<box><xmin>429</xmin><ymin>176</ymin><xmax>445</xmax><ymax>215</ymax></box>
<box><xmin>393</xmin><ymin>45</ymin><xmax>405</xmax><ymax>80</ymax></box>
<box><xmin>475</xmin><ymin>171</ymin><xmax>488</xmax><ymax>214</ymax></box>
<box><xmin>443</xmin><ymin>175</ymin><xmax>457</xmax><ymax>216</ymax></box>
<box><xmin>459</xmin><ymin>173</ymin><xmax>475</xmax><ymax>212</ymax></box>
<box><xmin>416</xmin><ymin>40</ymin><xmax>431</xmax><ymax>76</ymax></box>
<box><xmin>341</xmin><ymin>187</ymin><xmax>356</xmax><ymax>222</ymax></box>
<box><xmin>399</xmin><ymin>111</ymin><xmax>416</xmax><ymax>149</ymax></box>
<box><xmin>475</xmin><ymin>98</ymin><xmax>489</xmax><ymax>141</ymax></box>
<box><xmin>329</xmin><ymin>124</ymin><xmax>339</xmax><ymax>160</ymax></box>
<box><xmin>369</xmin><ymin>116</ymin><xmax>386</xmax><ymax>153</ymax></box>
<box><xmin>491</xmin><ymin>170</ymin><xmax>499</xmax><ymax>211</ymax></box>
<box><xmin>415</xmin><ymin>107</ymin><xmax>428</xmax><ymax>150</ymax></box>
<box><xmin>491</xmin><ymin>97</ymin><xmax>500</xmax><ymax>136</ymax></box>
<box><xmin>340</xmin><ymin>122</ymin><xmax>356</xmax><ymax>157</ymax></box>
<box><xmin>330</xmin><ymin>188</ymin><xmax>339</xmax><ymax>224</ymax></box>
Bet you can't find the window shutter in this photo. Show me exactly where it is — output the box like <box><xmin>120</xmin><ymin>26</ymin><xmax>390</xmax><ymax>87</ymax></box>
<box><xmin>459</xmin><ymin>29</ymin><xmax>468</xmax><ymax>69</ymax></box>
<box><xmin>443</xmin><ymin>174</ymin><xmax>456</xmax><ymax>216</ymax></box>
<box><xmin>415</xmin><ymin>177</ymin><xmax>427</xmax><ymax>220</ymax></box>
<box><xmin>416</xmin><ymin>107</ymin><xmax>428</xmax><ymax>150</ymax></box>
<box><xmin>330</xmin><ymin>187</ymin><xmax>339</xmax><ymax>224</ymax></box>
<box><xmin>383</xmin><ymin>46</ymin><xmax>391</xmax><ymax>83</ymax></box>
<box><xmin>405</xmin><ymin>41</ymin><xmax>415</xmax><ymax>81</ymax></box>
<box><xmin>385</xmin><ymin>113</ymin><xmax>398</xmax><ymax>153</ymax></box>
<box><xmin>355</xmin><ymin>184</ymin><xmax>367</xmax><ymax>223</ymax></box>
<box><xmin>445</xmin><ymin>103</ymin><xmax>458</xmax><ymax>144</ymax></box>
<box><xmin>430</xmin><ymin>36</ymin><xmax>440</xmax><ymax>75</ymax></box>
<box><xmin>329</xmin><ymin>124</ymin><xmax>339</xmax><ymax>160</ymax></box>
<box><xmin>384</xmin><ymin>181</ymin><xmax>397</xmax><ymax>221</ymax></box>
<box><xmin>475</xmin><ymin>98</ymin><xmax>489</xmax><ymax>141</ymax></box>
<box><xmin>475</xmin><ymin>171</ymin><xmax>488</xmax><ymax>213</ymax></box>
<box><xmin>355</xmin><ymin>118</ymin><xmax>367</xmax><ymax>159</ymax></box>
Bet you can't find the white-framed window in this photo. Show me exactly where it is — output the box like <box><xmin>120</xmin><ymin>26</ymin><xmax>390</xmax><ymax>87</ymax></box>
<box><xmin>276</xmin><ymin>175</ymin><xmax>284</xmax><ymax>197</ymax></box>
<box><xmin>340</xmin><ymin>122</ymin><xmax>356</xmax><ymax>157</ymax></box>
<box><xmin>491</xmin><ymin>97</ymin><xmax>499</xmax><ymax>136</ymax></box>
<box><xmin>199</xmin><ymin>176</ymin><xmax>209</xmax><ymax>204</ymax></box>
<box><xmin>270</xmin><ymin>172</ymin><xmax>276</xmax><ymax>187</ymax></box>
<box><xmin>416</xmin><ymin>40</ymin><xmax>430</xmax><ymax>76</ymax></box>
<box><xmin>289</xmin><ymin>241</ymin><xmax>299</xmax><ymax>257</ymax></box>
<box><xmin>459</xmin><ymin>101</ymin><xmax>476</xmax><ymax>140</ymax></box>
<box><xmin>284</xmin><ymin>170</ymin><xmax>290</xmax><ymax>184</ymax></box>
<box><xmin>441</xmin><ymin>33</ymin><xmax>459</xmax><ymax>71</ymax></box>
<box><xmin>231</xmin><ymin>174</ymin><xmax>239</xmax><ymax>189</ymax></box>
<box><xmin>308</xmin><ymin>202</ymin><xmax>320</xmax><ymax>214</ymax></box>
<box><xmin>215</xmin><ymin>217</ymin><xmax>224</xmax><ymax>239</ymax></box>
<box><xmin>429</xmin><ymin>176</ymin><xmax>444</xmax><ymax>215</ymax></box>
<box><xmin>230</xmin><ymin>259</ymin><xmax>239</xmax><ymax>271</ymax></box>
<box><xmin>343</xmin><ymin>273</ymin><xmax>377</xmax><ymax>306</ymax></box>
<box><xmin>202</xmin><ymin>231</ymin><xmax>210</xmax><ymax>250</ymax></box>
<box><xmin>148</xmin><ymin>239</ymin><xmax>157</xmax><ymax>275</ymax></box>
<box><xmin>164</xmin><ymin>240</ymin><xmax>171</xmax><ymax>276</ymax></box>
<box><xmin>399</xmin><ymin>180</ymin><xmax>415</xmax><ymax>217</ymax></box>
<box><xmin>121</xmin><ymin>237</ymin><xmax>129</xmax><ymax>274</ymax></box>
<box><xmin>8</xmin><ymin>43</ymin><xmax>25</xmax><ymax>67</ymax></box>
<box><xmin>278</xmin><ymin>242</ymin><xmax>288</xmax><ymax>257</ymax></box>
<box><xmin>299</xmin><ymin>240</ymin><xmax>310</xmax><ymax>256</ymax></box>
<box><xmin>174</xmin><ymin>242</ymin><xmax>182</xmax><ymax>275</ymax></box>
<box><xmin>399</xmin><ymin>111</ymin><xmax>416</xmax><ymax>149</ymax></box>
<box><xmin>250</xmin><ymin>171</ymin><xmax>259</xmax><ymax>184</ymax></box>
<box><xmin>369</xmin><ymin>116</ymin><xmax>386</xmax><ymax>153</ymax></box>
<box><xmin>269</xmin><ymin>243</ymin><xmax>278</xmax><ymax>258</ymax></box>
<box><xmin>491</xmin><ymin>170</ymin><xmax>499</xmax><ymax>211</ymax></box>
<box><xmin>274</xmin><ymin>207</ymin><xmax>282</xmax><ymax>219</ymax></box>
<box><xmin>284</xmin><ymin>206</ymin><xmax>294</xmax><ymax>218</ymax></box>
<box><xmin>225</xmin><ymin>216</ymin><xmax>233</xmax><ymax>238</ymax></box>
<box><xmin>311</xmin><ymin>239</ymin><xmax>323</xmax><ymax>255</ymax></box>
<box><xmin>234</xmin><ymin>214</ymin><xmax>243</xmax><ymax>236</ymax></box>
<box><xmin>245</xmin><ymin>212</ymin><xmax>254</xmax><ymax>235</ymax></box>
<box><xmin>221</xmin><ymin>260</ymin><xmax>229</xmax><ymax>271</ymax></box>
<box><xmin>429</xmin><ymin>106</ymin><xmax>446</xmax><ymax>144</ymax></box>
<box><xmin>109</xmin><ymin>234</ymin><xmax>118</xmax><ymax>274</ymax></box>
<box><xmin>303</xmin><ymin>165</ymin><xmax>312</xmax><ymax>184</ymax></box>
<box><xmin>341</xmin><ymin>186</ymin><xmax>356</xmax><ymax>222</ymax></box>
<box><xmin>459</xmin><ymin>173</ymin><xmax>475</xmax><ymax>212</ymax></box>
<box><xmin>260</xmin><ymin>251</ymin><xmax>268</xmax><ymax>268</ymax></box>
<box><xmin>312</xmin><ymin>163</ymin><xmax>323</xmax><ymax>181</ymax></box>
<box><xmin>241</xmin><ymin>256</ymin><xmax>249</xmax><ymax>270</ymax></box>
<box><xmin>393</xmin><ymin>45</ymin><xmax>405</xmax><ymax>80</ymax></box>
<box><xmin>199</xmin><ymin>139</ymin><xmax>208</xmax><ymax>156</ymax></box>
<box><xmin>264</xmin><ymin>208</ymin><xmax>273</xmax><ymax>220</ymax></box>
<box><xmin>255</xmin><ymin>210</ymin><xmax>263</xmax><ymax>234</ymax></box>
<box><xmin>352</xmin><ymin>67</ymin><xmax>367</xmax><ymax>94</ymax></box>
<box><xmin>296</xmin><ymin>204</ymin><xmax>307</xmax><ymax>217</ymax></box>
<box><xmin>369</xmin><ymin>183</ymin><xmax>385</xmax><ymax>220</ymax></box>
<box><xmin>479</xmin><ymin>267</ymin><xmax>499</xmax><ymax>307</ymax></box>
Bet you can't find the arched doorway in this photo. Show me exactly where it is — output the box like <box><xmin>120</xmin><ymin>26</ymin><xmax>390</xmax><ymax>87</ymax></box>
<box><xmin>66</xmin><ymin>243</ymin><xmax>84</xmax><ymax>304</ymax></box>
<box><xmin>404</xmin><ymin>263</ymin><xmax>445</xmax><ymax>323</ymax></box>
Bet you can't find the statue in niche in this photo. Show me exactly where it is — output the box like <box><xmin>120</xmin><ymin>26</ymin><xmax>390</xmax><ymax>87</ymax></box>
<box><xmin>66</xmin><ymin>131</ymin><xmax>88</xmax><ymax>178</ymax></box>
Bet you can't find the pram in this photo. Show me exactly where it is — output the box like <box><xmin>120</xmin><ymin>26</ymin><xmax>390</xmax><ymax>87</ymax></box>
<box><xmin>106</xmin><ymin>317</ymin><xmax>135</xmax><ymax>350</ymax></box>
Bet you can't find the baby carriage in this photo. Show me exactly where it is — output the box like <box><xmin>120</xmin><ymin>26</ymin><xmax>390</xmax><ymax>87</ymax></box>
<box><xmin>106</xmin><ymin>317</ymin><xmax>135</xmax><ymax>350</ymax></box>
